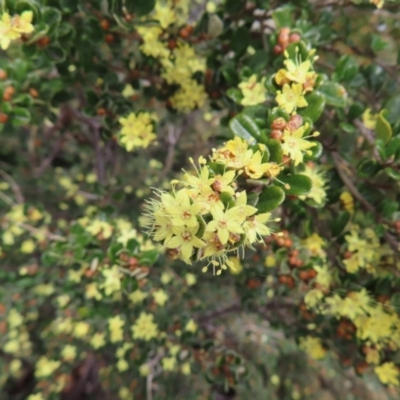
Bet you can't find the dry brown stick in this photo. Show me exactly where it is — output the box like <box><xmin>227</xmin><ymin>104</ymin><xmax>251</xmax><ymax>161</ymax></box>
<box><xmin>0</xmin><ymin>169</ymin><xmax>24</xmax><ymax>204</ymax></box>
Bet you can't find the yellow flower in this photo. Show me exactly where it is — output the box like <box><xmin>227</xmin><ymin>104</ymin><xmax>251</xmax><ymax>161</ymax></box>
<box><xmin>244</xmin><ymin>151</ymin><xmax>271</xmax><ymax>179</ymax></box>
<box><xmin>73</xmin><ymin>322</ymin><xmax>90</xmax><ymax>339</ymax></box>
<box><xmin>185</xmin><ymin>273</ymin><xmax>196</xmax><ymax>286</ymax></box>
<box><xmin>153</xmin><ymin>289</ymin><xmax>168</xmax><ymax>306</ymax></box>
<box><xmin>117</xmin><ymin>359</ymin><xmax>129</xmax><ymax>372</ymax></box>
<box><xmin>304</xmin><ymin>289</ymin><xmax>324</xmax><ymax>309</ymax></box>
<box><xmin>90</xmin><ymin>333</ymin><xmax>106</xmax><ymax>349</ymax></box>
<box><xmin>100</xmin><ymin>265</ymin><xmax>121</xmax><ymax>296</ymax></box>
<box><xmin>34</xmin><ymin>283</ymin><xmax>55</xmax><ymax>296</ymax></box>
<box><xmin>299</xmin><ymin>336</ymin><xmax>326</xmax><ymax>360</ymax></box>
<box><xmin>86</xmin><ymin>220</ymin><xmax>113</xmax><ymax>239</ymax></box>
<box><xmin>128</xmin><ymin>289</ymin><xmax>148</xmax><ymax>304</ymax></box>
<box><xmin>108</xmin><ymin>315</ymin><xmax>125</xmax><ymax>343</ymax></box>
<box><xmin>185</xmin><ymin>319</ymin><xmax>198</xmax><ymax>333</ymax></box>
<box><xmin>35</xmin><ymin>357</ymin><xmax>61</xmax><ymax>378</ymax></box>
<box><xmin>238</xmin><ymin>74</ymin><xmax>267</xmax><ymax>106</ymax></box>
<box><xmin>119</xmin><ymin>112</ymin><xmax>156</xmax><ymax>151</ymax></box>
<box><xmin>61</xmin><ymin>345</ymin><xmax>77</xmax><ymax>361</ymax></box>
<box><xmin>119</xmin><ymin>387</ymin><xmax>132</xmax><ymax>400</ymax></box>
<box><xmin>180</xmin><ymin>362</ymin><xmax>191</xmax><ymax>375</ymax></box>
<box><xmin>206</xmin><ymin>206</ymin><xmax>244</xmax><ymax>245</ymax></box>
<box><xmin>165</xmin><ymin>191</ymin><xmax>202</xmax><ymax>228</ymax></box>
<box><xmin>298</xmin><ymin>163</ymin><xmax>327</xmax><ymax>205</ymax></box>
<box><xmin>243</xmin><ymin>213</ymin><xmax>272</xmax><ymax>245</ymax></box>
<box><xmin>165</xmin><ymin>226</ymin><xmax>206</xmax><ymax>264</ymax></box>
<box><xmin>370</xmin><ymin>0</ymin><xmax>384</xmax><ymax>9</ymax></box>
<box><xmin>21</xmin><ymin>239</ymin><xmax>35</xmax><ymax>254</ymax></box>
<box><xmin>27</xmin><ymin>394</ymin><xmax>45</xmax><ymax>400</ymax></box>
<box><xmin>302</xmin><ymin>233</ymin><xmax>325</xmax><ymax>257</ymax></box>
<box><xmin>281</xmin><ymin>124</ymin><xmax>316</xmax><ymax>166</ymax></box>
<box><xmin>226</xmin><ymin>257</ymin><xmax>242</xmax><ymax>274</ymax></box>
<box><xmin>375</xmin><ymin>362</ymin><xmax>399</xmax><ymax>386</ymax></box>
<box><xmin>314</xmin><ymin>265</ymin><xmax>331</xmax><ymax>290</ymax></box>
<box><xmin>0</xmin><ymin>11</ymin><xmax>34</xmax><ymax>50</ymax></box>
<box><xmin>131</xmin><ymin>312</ymin><xmax>158</xmax><ymax>341</ymax></box>
<box><xmin>264</xmin><ymin>255</ymin><xmax>276</xmax><ymax>268</ymax></box>
<box><xmin>85</xmin><ymin>283</ymin><xmax>103</xmax><ymax>300</ymax></box>
<box><xmin>283</xmin><ymin>59</ymin><xmax>314</xmax><ymax>85</ymax></box>
<box><xmin>8</xmin><ymin>309</ymin><xmax>24</xmax><ymax>328</ymax></box>
<box><xmin>162</xmin><ymin>357</ymin><xmax>176</xmax><ymax>371</ymax></box>
<box><xmin>139</xmin><ymin>364</ymin><xmax>150</xmax><ymax>376</ymax></box>
<box><xmin>276</xmin><ymin>83</ymin><xmax>308</xmax><ymax>114</ymax></box>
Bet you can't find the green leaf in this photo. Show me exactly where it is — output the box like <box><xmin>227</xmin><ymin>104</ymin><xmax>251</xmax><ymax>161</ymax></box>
<box><xmin>264</xmin><ymin>139</ymin><xmax>283</xmax><ymax>163</ymax></box>
<box><xmin>331</xmin><ymin>211</ymin><xmax>350</xmax><ymax>237</ymax></box>
<box><xmin>258</xmin><ymin>186</ymin><xmax>285</xmax><ymax>213</ymax></box>
<box><xmin>139</xmin><ymin>250</ymin><xmax>159</xmax><ymax>266</ymax></box>
<box><xmin>243</xmin><ymin>50</ymin><xmax>269</xmax><ymax>72</ymax></box>
<box><xmin>231</xmin><ymin>26</ymin><xmax>250</xmax><ymax>57</ymax></box>
<box><xmin>298</xmin><ymin>92</ymin><xmax>325</xmax><ymax>122</ymax></box>
<box><xmin>391</xmin><ymin>293</ymin><xmax>400</xmax><ymax>310</ymax></box>
<box><xmin>375</xmin><ymin>109</ymin><xmax>392</xmax><ymax>144</ymax></box>
<box><xmin>371</xmin><ymin>34</ymin><xmax>388</xmax><ymax>53</ymax></box>
<box><xmin>375</xmin><ymin>139</ymin><xmax>386</xmax><ymax>160</ymax></box>
<box><xmin>385</xmin><ymin>167</ymin><xmax>400</xmax><ymax>180</ymax></box>
<box><xmin>303</xmin><ymin>141</ymin><xmax>323</xmax><ymax>161</ymax></box>
<box><xmin>229</xmin><ymin>114</ymin><xmax>260</xmax><ymax>141</ymax></box>
<box><xmin>226</xmin><ymin>88</ymin><xmax>243</xmax><ymax>104</ymax></box>
<box><xmin>357</xmin><ymin>159</ymin><xmax>381</xmax><ymax>178</ymax></box>
<box><xmin>318</xmin><ymin>82</ymin><xmax>347</xmax><ymax>108</ymax></box>
<box><xmin>42</xmin><ymin>7</ymin><xmax>62</xmax><ymax>28</ymax></box>
<box><xmin>348</xmin><ymin>102</ymin><xmax>364</xmax><ymax>120</ymax></box>
<box><xmin>125</xmin><ymin>0</ymin><xmax>156</xmax><ymax>16</ymax></box>
<box><xmin>272</xmin><ymin>5</ymin><xmax>293</xmax><ymax>28</ymax></box>
<box><xmin>386</xmin><ymin>136</ymin><xmax>400</xmax><ymax>159</ymax></box>
<box><xmin>44</xmin><ymin>44</ymin><xmax>67</xmax><ymax>63</ymax></box>
<box><xmin>85</xmin><ymin>17</ymin><xmax>104</xmax><ymax>44</ymax></box>
<box><xmin>334</xmin><ymin>55</ymin><xmax>359</xmax><ymax>82</ymax></box>
<box><xmin>220</xmin><ymin>192</ymin><xmax>236</xmax><ymax>209</ymax></box>
<box><xmin>11</xmin><ymin>108</ymin><xmax>31</xmax><ymax>127</ymax></box>
<box><xmin>277</xmin><ymin>174</ymin><xmax>312</xmax><ymax>196</ymax></box>
<box><xmin>383</xmin><ymin>95</ymin><xmax>400</xmax><ymax>125</ymax></box>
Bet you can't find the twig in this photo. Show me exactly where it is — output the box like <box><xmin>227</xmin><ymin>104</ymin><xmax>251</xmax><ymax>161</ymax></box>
<box><xmin>146</xmin><ymin>351</ymin><xmax>163</xmax><ymax>400</ymax></box>
<box><xmin>0</xmin><ymin>169</ymin><xmax>24</xmax><ymax>203</ymax></box>
<box><xmin>16</xmin><ymin>222</ymin><xmax>67</xmax><ymax>242</ymax></box>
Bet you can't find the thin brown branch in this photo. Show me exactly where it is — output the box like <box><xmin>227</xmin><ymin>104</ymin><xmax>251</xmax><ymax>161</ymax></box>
<box><xmin>0</xmin><ymin>169</ymin><xmax>24</xmax><ymax>203</ymax></box>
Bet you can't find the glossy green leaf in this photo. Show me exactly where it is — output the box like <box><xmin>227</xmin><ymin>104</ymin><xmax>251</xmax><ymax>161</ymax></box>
<box><xmin>385</xmin><ymin>136</ymin><xmax>400</xmax><ymax>159</ymax></box>
<box><xmin>298</xmin><ymin>91</ymin><xmax>325</xmax><ymax>122</ymax></box>
<box><xmin>277</xmin><ymin>174</ymin><xmax>312</xmax><ymax>196</ymax></box>
<box><xmin>44</xmin><ymin>44</ymin><xmax>67</xmax><ymax>63</ymax></box>
<box><xmin>383</xmin><ymin>95</ymin><xmax>400</xmax><ymax>125</ymax></box>
<box><xmin>11</xmin><ymin>108</ymin><xmax>31</xmax><ymax>127</ymax></box>
<box><xmin>318</xmin><ymin>82</ymin><xmax>347</xmax><ymax>108</ymax></box>
<box><xmin>357</xmin><ymin>159</ymin><xmax>381</xmax><ymax>178</ymax></box>
<box><xmin>272</xmin><ymin>5</ymin><xmax>293</xmax><ymax>28</ymax></box>
<box><xmin>331</xmin><ymin>211</ymin><xmax>350</xmax><ymax>237</ymax></box>
<box><xmin>229</xmin><ymin>114</ymin><xmax>260</xmax><ymax>141</ymax></box>
<box><xmin>226</xmin><ymin>88</ymin><xmax>243</xmax><ymax>104</ymax></box>
<box><xmin>303</xmin><ymin>141</ymin><xmax>323</xmax><ymax>161</ymax></box>
<box><xmin>264</xmin><ymin>139</ymin><xmax>283</xmax><ymax>163</ymax></box>
<box><xmin>375</xmin><ymin>109</ymin><xmax>392</xmax><ymax>144</ymax></box>
<box><xmin>231</xmin><ymin>26</ymin><xmax>250</xmax><ymax>57</ymax></box>
<box><xmin>125</xmin><ymin>0</ymin><xmax>156</xmax><ymax>16</ymax></box>
<box><xmin>334</xmin><ymin>55</ymin><xmax>359</xmax><ymax>82</ymax></box>
<box><xmin>139</xmin><ymin>250</ymin><xmax>159</xmax><ymax>266</ymax></box>
<box><xmin>257</xmin><ymin>186</ymin><xmax>285</xmax><ymax>213</ymax></box>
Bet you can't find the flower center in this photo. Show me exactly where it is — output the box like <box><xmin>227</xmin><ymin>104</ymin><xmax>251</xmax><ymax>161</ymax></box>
<box><xmin>182</xmin><ymin>231</ymin><xmax>192</xmax><ymax>242</ymax></box>
<box><xmin>182</xmin><ymin>210</ymin><xmax>192</xmax><ymax>220</ymax></box>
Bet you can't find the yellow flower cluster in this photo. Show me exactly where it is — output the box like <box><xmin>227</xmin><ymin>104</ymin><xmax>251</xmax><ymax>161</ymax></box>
<box><xmin>299</xmin><ymin>336</ymin><xmax>326</xmax><ymax>360</ymax></box>
<box><xmin>141</xmin><ymin>138</ymin><xmax>281</xmax><ymax>274</ymax></box>
<box><xmin>136</xmin><ymin>1</ymin><xmax>207</xmax><ymax>112</ymax></box>
<box><xmin>275</xmin><ymin>50</ymin><xmax>318</xmax><ymax>113</ymax></box>
<box><xmin>342</xmin><ymin>226</ymin><xmax>383</xmax><ymax>274</ymax></box>
<box><xmin>0</xmin><ymin>11</ymin><xmax>34</xmax><ymax>50</ymax></box>
<box><xmin>118</xmin><ymin>112</ymin><xmax>157</xmax><ymax>151</ymax></box>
